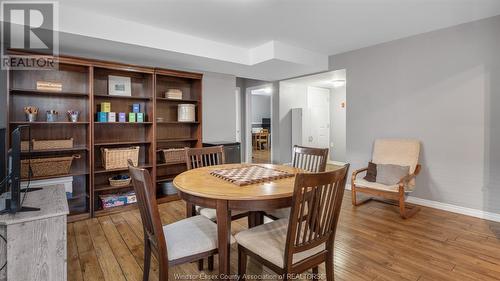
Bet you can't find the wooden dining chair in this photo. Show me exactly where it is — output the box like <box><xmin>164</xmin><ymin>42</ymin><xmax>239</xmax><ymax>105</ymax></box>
<box><xmin>184</xmin><ymin>146</ymin><xmax>248</xmax><ymax>270</ymax></box>
<box><xmin>128</xmin><ymin>160</ymin><xmax>223</xmax><ymax>281</ymax></box>
<box><xmin>266</xmin><ymin>145</ymin><xmax>329</xmax><ymax>219</ymax></box>
<box><xmin>185</xmin><ymin>146</ymin><xmax>247</xmax><ymax>219</ymax></box>
<box><xmin>236</xmin><ymin>165</ymin><xmax>350</xmax><ymax>281</ymax></box>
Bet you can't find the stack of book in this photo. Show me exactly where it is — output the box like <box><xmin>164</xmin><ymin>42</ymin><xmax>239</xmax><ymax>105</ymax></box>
<box><xmin>165</xmin><ymin>89</ymin><xmax>182</xmax><ymax>99</ymax></box>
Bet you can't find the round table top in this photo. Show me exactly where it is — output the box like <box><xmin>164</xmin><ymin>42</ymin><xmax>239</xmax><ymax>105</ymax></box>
<box><xmin>173</xmin><ymin>163</ymin><xmax>302</xmax><ymax>201</ymax></box>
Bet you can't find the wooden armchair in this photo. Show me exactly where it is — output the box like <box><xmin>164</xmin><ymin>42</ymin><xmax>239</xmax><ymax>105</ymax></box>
<box><xmin>351</xmin><ymin>139</ymin><xmax>421</xmax><ymax>219</ymax></box>
<box><xmin>236</xmin><ymin>165</ymin><xmax>350</xmax><ymax>281</ymax></box>
<box><xmin>128</xmin><ymin>160</ymin><xmax>223</xmax><ymax>280</ymax></box>
<box><xmin>266</xmin><ymin>145</ymin><xmax>329</xmax><ymax>219</ymax></box>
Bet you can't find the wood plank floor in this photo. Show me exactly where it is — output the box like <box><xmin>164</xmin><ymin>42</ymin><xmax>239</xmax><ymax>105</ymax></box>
<box><xmin>68</xmin><ymin>194</ymin><xmax>500</xmax><ymax>281</ymax></box>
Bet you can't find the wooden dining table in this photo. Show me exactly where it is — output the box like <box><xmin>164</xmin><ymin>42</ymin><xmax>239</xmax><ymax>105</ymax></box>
<box><xmin>173</xmin><ymin>163</ymin><xmax>302</xmax><ymax>275</ymax></box>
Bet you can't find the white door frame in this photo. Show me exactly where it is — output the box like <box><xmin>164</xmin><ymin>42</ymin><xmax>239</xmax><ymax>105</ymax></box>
<box><xmin>245</xmin><ymin>83</ymin><xmax>273</xmax><ymax>163</ymax></box>
<box><xmin>235</xmin><ymin>87</ymin><xmax>241</xmax><ymax>142</ymax></box>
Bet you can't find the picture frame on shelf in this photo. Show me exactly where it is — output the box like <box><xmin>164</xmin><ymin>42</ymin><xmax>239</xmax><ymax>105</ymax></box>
<box><xmin>108</xmin><ymin>75</ymin><xmax>132</xmax><ymax>96</ymax></box>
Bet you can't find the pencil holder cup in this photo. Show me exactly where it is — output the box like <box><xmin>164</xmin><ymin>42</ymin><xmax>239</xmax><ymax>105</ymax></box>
<box><xmin>68</xmin><ymin>112</ymin><xmax>79</xmax><ymax>122</ymax></box>
<box><xmin>25</xmin><ymin>113</ymin><xmax>37</xmax><ymax>122</ymax></box>
<box><xmin>46</xmin><ymin>111</ymin><xmax>58</xmax><ymax>122</ymax></box>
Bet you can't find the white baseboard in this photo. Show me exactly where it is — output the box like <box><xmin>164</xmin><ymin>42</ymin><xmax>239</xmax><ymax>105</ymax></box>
<box><xmin>345</xmin><ymin>184</ymin><xmax>500</xmax><ymax>223</ymax></box>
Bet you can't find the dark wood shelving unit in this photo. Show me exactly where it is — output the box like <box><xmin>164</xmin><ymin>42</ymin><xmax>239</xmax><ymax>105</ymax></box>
<box><xmin>7</xmin><ymin>52</ymin><xmax>203</xmax><ymax>221</ymax></box>
<box><xmin>155</xmin><ymin>68</ymin><xmax>202</xmax><ymax>200</ymax></box>
<box><xmin>92</xmin><ymin>64</ymin><xmax>155</xmax><ymax>216</ymax></box>
<box><xmin>7</xmin><ymin>56</ymin><xmax>93</xmax><ymax>221</ymax></box>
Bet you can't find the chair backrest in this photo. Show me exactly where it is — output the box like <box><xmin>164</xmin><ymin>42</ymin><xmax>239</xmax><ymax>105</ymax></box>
<box><xmin>127</xmin><ymin>160</ymin><xmax>168</xmax><ymax>268</ymax></box>
<box><xmin>185</xmin><ymin>146</ymin><xmax>225</xmax><ymax>170</ymax></box>
<box><xmin>372</xmin><ymin>139</ymin><xmax>420</xmax><ymax>174</ymax></box>
<box><xmin>284</xmin><ymin>165</ymin><xmax>349</xmax><ymax>268</ymax></box>
<box><xmin>291</xmin><ymin>145</ymin><xmax>329</xmax><ymax>172</ymax></box>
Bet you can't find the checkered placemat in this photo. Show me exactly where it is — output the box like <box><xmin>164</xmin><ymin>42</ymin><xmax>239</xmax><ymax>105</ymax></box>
<box><xmin>210</xmin><ymin>165</ymin><xmax>294</xmax><ymax>186</ymax></box>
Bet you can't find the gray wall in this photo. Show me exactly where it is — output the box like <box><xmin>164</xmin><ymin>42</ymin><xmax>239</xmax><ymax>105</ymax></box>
<box><xmin>251</xmin><ymin>95</ymin><xmax>271</xmax><ymax>123</ymax></box>
<box><xmin>330</xmin><ymin>85</ymin><xmax>346</xmax><ymax>162</ymax></box>
<box><xmin>202</xmin><ymin>72</ymin><xmax>237</xmax><ymax>143</ymax></box>
<box><xmin>329</xmin><ymin>15</ymin><xmax>500</xmax><ymax>213</ymax></box>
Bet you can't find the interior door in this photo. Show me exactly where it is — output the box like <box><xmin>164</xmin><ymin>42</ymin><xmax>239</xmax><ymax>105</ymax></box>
<box><xmin>305</xmin><ymin>86</ymin><xmax>330</xmax><ymax>149</ymax></box>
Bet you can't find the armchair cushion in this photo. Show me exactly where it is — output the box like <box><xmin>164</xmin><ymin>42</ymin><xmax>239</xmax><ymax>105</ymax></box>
<box><xmin>376</xmin><ymin>164</ymin><xmax>410</xmax><ymax>185</ymax></box>
<box><xmin>354</xmin><ymin>178</ymin><xmax>415</xmax><ymax>192</ymax></box>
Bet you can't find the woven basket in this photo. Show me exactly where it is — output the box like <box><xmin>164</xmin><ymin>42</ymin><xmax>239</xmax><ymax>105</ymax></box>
<box><xmin>21</xmin><ymin>154</ymin><xmax>81</xmax><ymax>179</ymax></box>
<box><xmin>162</xmin><ymin>148</ymin><xmax>186</xmax><ymax>164</ymax></box>
<box><xmin>21</xmin><ymin>138</ymin><xmax>74</xmax><ymax>151</ymax></box>
<box><xmin>109</xmin><ymin>177</ymin><xmax>132</xmax><ymax>187</ymax></box>
<box><xmin>101</xmin><ymin>146</ymin><xmax>140</xmax><ymax>170</ymax></box>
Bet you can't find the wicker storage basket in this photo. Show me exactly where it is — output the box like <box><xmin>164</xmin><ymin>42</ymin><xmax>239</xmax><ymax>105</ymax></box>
<box><xmin>162</xmin><ymin>148</ymin><xmax>186</xmax><ymax>164</ymax></box>
<box><xmin>21</xmin><ymin>138</ymin><xmax>74</xmax><ymax>151</ymax></box>
<box><xmin>109</xmin><ymin>177</ymin><xmax>132</xmax><ymax>187</ymax></box>
<box><xmin>101</xmin><ymin>146</ymin><xmax>140</xmax><ymax>170</ymax></box>
<box><xmin>21</xmin><ymin>154</ymin><xmax>81</xmax><ymax>179</ymax></box>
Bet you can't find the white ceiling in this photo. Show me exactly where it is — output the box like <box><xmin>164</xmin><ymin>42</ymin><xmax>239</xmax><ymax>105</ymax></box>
<box><xmin>6</xmin><ymin>0</ymin><xmax>500</xmax><ymax>80</ymax></box>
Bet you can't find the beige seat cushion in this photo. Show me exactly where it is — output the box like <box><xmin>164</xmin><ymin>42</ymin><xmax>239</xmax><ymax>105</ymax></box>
<box><xmin>266</xmin><ymin>208</ymin><xmax>291</xmax><ymax>219</ymax></box>
<box><xmin>235</xmin><ymin>219</ymin><xmax>325</xmax><ymax>268</ymax></box>
<box><xmin>198</xmin><ymin>207</ymin><xmax>246</xmax><ymax>221</ymax></box>
<box><xmin>163</xmin><ymin>215</ymin><xmax>235</xmax><ymax>261</ymax></box>
<box><xmin>354</xmin><ymin>178</ymin><xmax>415</xmax><ymax>192</ymax></box>
<box><xmin>372</xmin><ymin>139</ymin><xmax>420</xmax><ymax>186</ymax></box>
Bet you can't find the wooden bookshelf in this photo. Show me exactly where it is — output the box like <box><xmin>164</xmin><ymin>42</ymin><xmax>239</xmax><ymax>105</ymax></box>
<box><xmin>91</xmin><ymin>65</ymin><xmax>155</xmax><ymax>215</ymax></box>
<box><xmin>154</xmin><ymin>69</ymin><xmax>202</xmax><ymax>200</ymax></box>
<box><xmin>7</xmin><ymin>57</ymin><xmax>93</xmax><ymax>221</ymax></box>
<box><xmin>7</xmin><ymin>52</ymin><xmax>203</xmax><ymax>221</ymax></box>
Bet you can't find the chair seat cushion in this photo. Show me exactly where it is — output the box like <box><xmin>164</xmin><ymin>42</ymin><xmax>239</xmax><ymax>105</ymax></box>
<box><xmin>198</xmin><ymin>207</ymin><xmax>246</xmax><ymax>221</ymax></box>
<box><xmin>266</xmin><ymin>208</ymin><xmax>291</xmax><ymax>219</ymax></box>
<box><xmin>163</xmin><ymin>215</ymin><xmax>234</xmax><ymax>261</ymax></box>
<box><xmin>235</xmin><ymin>219</ymin><xmax>325</xmax><ymax>268</ymax></box>
<box><xmin>354</xmin><ymin>178</ymin><xmax>414</xmax><ymax>192</ymax></box>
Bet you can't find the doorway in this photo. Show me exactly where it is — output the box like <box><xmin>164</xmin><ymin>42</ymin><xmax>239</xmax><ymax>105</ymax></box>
<box><xmin>279</xmin><ymin>69</ymin><xmax>346</xmax><ymax>163</ymax></box>
<box><xmin>245</xmin><ymin>84</ymin><xmax>273</xmax><ymax>163</ymax></box>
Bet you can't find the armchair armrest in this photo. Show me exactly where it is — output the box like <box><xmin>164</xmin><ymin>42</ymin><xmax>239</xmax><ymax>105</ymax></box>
<box><xmin>398</xmin><ymin>164</ymin><xmax>422</xmax><ymax>186</ymax></box>
<box><xmin>351</xmin><ymin>167</ymin><xmax>368</xmax><ymax>183</ymax></box>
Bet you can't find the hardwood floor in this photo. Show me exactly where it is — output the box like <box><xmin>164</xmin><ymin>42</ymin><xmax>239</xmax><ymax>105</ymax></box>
<box><xmin>68</xmin><ymin>194</ymin><xmax>500</xmax><ymax>281</ymax></box>
<box><xmin>252</xmin><ymin>148</ymin><xmax>271</xmax><ymax>163</ymax></box>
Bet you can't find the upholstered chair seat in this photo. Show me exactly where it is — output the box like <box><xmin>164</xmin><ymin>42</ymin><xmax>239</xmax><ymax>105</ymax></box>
<box><xmin>197</xmin><ymin>207</ymin><xmax>247</xmax><ymax>221</ymax></box>
<box><xmin>164</xmin><ymin>215</ymin><xmax>234</xmax><ymax>261</ymax></box>
<box><xmin>235</xmin><ymin>219</ymin><xmax>325</xmax><ymax>268</ymax></box>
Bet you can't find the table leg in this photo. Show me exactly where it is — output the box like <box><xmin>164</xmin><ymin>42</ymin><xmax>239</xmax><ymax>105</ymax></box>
<box><xmin>216</xmin><ymin>200</ymin><xmax>231</xmax><ymax>275</ymax></box>
<box><xmin>186</xmin><ymin>202</ymin><xmax>195</xmax><ymax>218</ymax></box>
<box><xmin>248</xmin><ymin>211</ymin><xmax>264</xmax><ymax>228</ymax></box>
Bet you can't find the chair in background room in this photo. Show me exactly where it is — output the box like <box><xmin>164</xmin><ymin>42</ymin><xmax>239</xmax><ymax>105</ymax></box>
<box><xmin>128</xmin><ymin>160</ymin><xmax>225</xmax><ymax>281</ymax></box>
<box><xmin>235</xmin><ymin>165</ymin><xmax>350</xmax><ymax>281</ymax></box>
<box><xmin>266</xmin><ymin>145</ymin><xmax>329</xmax><ymax>219</ymax></box>
<box><xmin>256</xmin><ymin>129</ymin><xmax>269</xmax><ymax>150</ymax></box>
<box><xmin>351</xmin><ymin>139</ymin><xmax>421</xmax><ymax>219</ymax></box>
